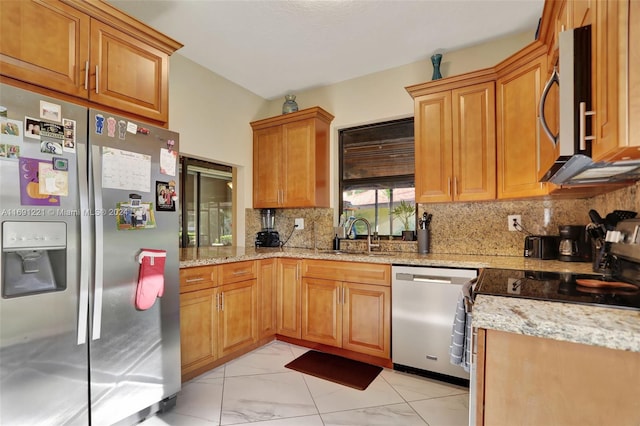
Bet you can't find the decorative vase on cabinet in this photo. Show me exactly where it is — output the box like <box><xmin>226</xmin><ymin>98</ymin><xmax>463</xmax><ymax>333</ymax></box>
<box><xmin>282</xmin><ymin>94</ymin><xmax>299</xmax><ymax>114</ymax></box>
<box><xmin>431</xmin><ymin>54</ymin><xmax>443</xmax><ymax>80</ymax></box>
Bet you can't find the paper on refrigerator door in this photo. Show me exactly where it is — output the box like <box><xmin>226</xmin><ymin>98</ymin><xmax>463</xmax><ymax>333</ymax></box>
<box><xmin>101</xmin><ymin>147</ymin><xmax>151</xmax><ymax>192</ymax></box>
<box><xmin>159</xmin><ymin>148</ymin><xmax>176</xmax><ymax>176</ymax></box>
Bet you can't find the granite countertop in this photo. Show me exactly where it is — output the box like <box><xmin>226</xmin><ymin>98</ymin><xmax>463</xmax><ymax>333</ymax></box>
<box><xmin>179</xmin><ymin>246</ymin><xmax>596</xmax><ymax>274</ymax></box>
<box><xmin>179</xmin><ymin>246</ymin><xmax>639</xmax><ymax>353</ymax></box>
<box><xmin>473</xmin><ymin>295</ymin><xmax>640</xmax><ymax>352</ymax></box>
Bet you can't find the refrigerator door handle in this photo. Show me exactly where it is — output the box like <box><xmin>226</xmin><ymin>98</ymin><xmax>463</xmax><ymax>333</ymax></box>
<box><xmin>77</xmin><ymin>142</ymin><xmax>90</xmax><ymax>345</ymax></box>
<box><xmin>91</xmin><ymin>144</ymin><xmax>104</xmax><ymax>341</ymax></box>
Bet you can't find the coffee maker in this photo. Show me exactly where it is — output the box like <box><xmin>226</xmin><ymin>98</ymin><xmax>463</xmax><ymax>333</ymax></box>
<box><xmin>558</xmin><ymin>225</ymin><xmax>592</xmax><ymax>262</ymax></box>
<box><xmin>255</xmin><ymin>209</ymin><xmax>281</xmax><ymax>248</ymax></box>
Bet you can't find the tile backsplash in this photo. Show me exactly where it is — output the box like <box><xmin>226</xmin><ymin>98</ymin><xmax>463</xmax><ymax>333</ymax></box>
<box><xmin>245</xmin><ymin>182</ymin><xmax>639</xmax><ymax>257</ymax></box>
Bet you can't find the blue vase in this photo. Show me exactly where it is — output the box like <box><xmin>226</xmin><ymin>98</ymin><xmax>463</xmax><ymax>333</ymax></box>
<box><xmin>431</xmin><ymin>54</ymin><xmax>443</xmax><ymax>80</ymax></box>
<box><xmin>282</xmin><ymin>94</ymin><xmax>299</xmax><ymax>114</ymax></box>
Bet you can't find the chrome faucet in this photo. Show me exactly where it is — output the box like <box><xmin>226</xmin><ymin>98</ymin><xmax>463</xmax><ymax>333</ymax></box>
<box><xmin>346</xmin><ymin>217</ymin><xmax>380</xmax><ymax>252</ymax></box>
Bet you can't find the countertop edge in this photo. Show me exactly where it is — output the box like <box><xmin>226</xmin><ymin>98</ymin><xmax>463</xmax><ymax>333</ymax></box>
<box><xmin>472</xmin><ymin>294</ymin><xmax>640</xmax><ymax>352</ymax></box>
<box><xmin>179</xmin><ymin>247</ymin><xmax>595</xmax><ymax>274</ymax></box>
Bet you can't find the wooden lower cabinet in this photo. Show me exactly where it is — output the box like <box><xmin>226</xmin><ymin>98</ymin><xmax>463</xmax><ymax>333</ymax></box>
<box><xmin>342</xmin><ymin>282</ymin><xmax>390</xmax><ymax>358</ymax></box>
<box><xmin>179</xmin><ymin>262</ymin><xmax>259</xmax><ymax>381</ymax></box>
<box><xmin>476</xmin><ymin>329</ymin><xmax>640</xmax><ymax>425</ymax></box>
<box><xmin>276</xmin><ymin>258</ymin><xmax>302</xmax><ymax>338</ymax></box>
<box><xmin>180</xmin><ymin>258</ymin><xmax>391</xmax><ymax>380</ymax></box>
<box><xmin>302</xmin><ymin>278</ymin><xmax>390</xmax><ymax>359</ymax></box>
<box><xmin>258</xmin><ymin>258</ymin><xmax>277</xmax><ymax>339</ymax></box>
<box><xmin>180</xmin><ymin>288</ymin><xmax>216</xmax><ymax>374</ymax></box>
<box><xmin>300</xmin><ymin>260</ymin><xmax>391</xmax><ymax>359</ymax></box>
<box><xmin>217</xmin><ymin>279</ymin><xmax>257</xmax><ymax>358</ymax></box>
<box><xmin>301</xmin><ymin>278</ymin><xmax>342</xmax><ymax>347</ymax></box>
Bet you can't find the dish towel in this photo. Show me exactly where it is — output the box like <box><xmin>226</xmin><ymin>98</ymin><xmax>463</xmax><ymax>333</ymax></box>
<box><xmin>135</xmin><ymin>249</ymin><xmax>167</xmax><ymax>311</ymax></box>
<box><xmin>449</xmin><ymin>278</ymin><xmax>476</xmax><ymax>373</ymax></box>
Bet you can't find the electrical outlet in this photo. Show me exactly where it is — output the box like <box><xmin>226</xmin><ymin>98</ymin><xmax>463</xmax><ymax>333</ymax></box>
<box><xmin>507</xmin><ymin>278</ymin><xmax>522</xmax><ymax>294</ymax></box>
<box><xmin>508</xmin><ymin>215</ymin><xmax>521</xmax><ymax>232</ymax></box>
<box><xmin>294</xmin><ymin>218</ymin><xmax>304</xmax><ymax>230</ymax></box>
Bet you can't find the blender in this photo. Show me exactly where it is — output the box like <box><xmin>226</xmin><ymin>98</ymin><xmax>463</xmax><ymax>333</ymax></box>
<box><xmin>255</xmin><ymin>209</ymin><xmax>281</xmax><ymax>247</ymax></box>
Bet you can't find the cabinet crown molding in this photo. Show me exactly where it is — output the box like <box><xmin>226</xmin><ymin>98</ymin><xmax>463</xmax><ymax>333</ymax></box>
<box><xmin>250</xmin><ymin>106</ymin><xmax>334</xmax><ymax>130</ymax></box>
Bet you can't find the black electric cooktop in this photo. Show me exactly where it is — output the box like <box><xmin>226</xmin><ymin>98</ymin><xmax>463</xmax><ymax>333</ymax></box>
<box><xmin>475</xmin><ymin>268</ymin><xmax>640</xmax><ymax>311</ymax></box>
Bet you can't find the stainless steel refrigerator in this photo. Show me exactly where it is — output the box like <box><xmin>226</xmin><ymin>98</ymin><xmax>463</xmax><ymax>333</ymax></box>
<box><xmin>0</xmin><ymin>83</ymin><xmax>180</xmax><ymax>425</ymax></box>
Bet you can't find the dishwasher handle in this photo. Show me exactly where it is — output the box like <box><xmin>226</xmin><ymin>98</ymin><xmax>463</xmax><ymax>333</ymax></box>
<box><xmin>395</xmin><ymin>272</ymin><xmax>452</xmax><ymax>284</ymax></box>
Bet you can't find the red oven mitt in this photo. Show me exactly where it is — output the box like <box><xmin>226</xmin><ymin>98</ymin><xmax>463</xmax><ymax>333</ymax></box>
<box><xmin>136</xmin><ymin>249</ymin><xmax>167</xmax><ymax>310</ymax></box>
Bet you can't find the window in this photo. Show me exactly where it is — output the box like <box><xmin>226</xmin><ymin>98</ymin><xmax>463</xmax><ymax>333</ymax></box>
<box><xmin>179</xmin><ymin>157</ymin><xmax>233</xmax><ymax>247</ymax></box>
<box><xmin>339</xmin><ymin>118</ymin><xmax>415</xmax><ymax>238</ymax></box>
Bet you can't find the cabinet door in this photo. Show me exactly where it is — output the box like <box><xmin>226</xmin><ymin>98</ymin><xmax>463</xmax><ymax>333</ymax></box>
<box><xmin>257</xmin><ymin>259</ymin><xmax>277</xmax><ymax>339</ymax></box>
<box><xmin>591</xmin><ymin>0</ymin><xmax>639</xmax><ymax>161</ymax></box>
<box><xmin>452</xmin><ymin>82</ymin><xmax>496</xmax><ymax>201</ymax></box>
<box><xmin>342</xmin><ymin>283</ymin><xmax>390</xmax><ymax>359</ymax></box>
<box><xmin>480</xmin><ymin>329</ymin><xmax>640</xmax><ymax>425</ymax></box>
<box><xmin>573</xmin><ymin>0</ymin><xmax>593</xmax><ymax>28</ymax></box>
<box><xmin>217</xmin><ymin>280</ymin><xmax>257</xmax><ymax>358</ymax></box>
<box><xmin>0</xmin><ymin>0</ymin><xmax>89</xmax><ymax>97</ymax></box>
<box><xmin>281</xmin><ymin>119</ymin><xmax>316</xmax><ymax>207</ymax></box>
<box><xmin>301</xmin><ymin>278</ymin><xmax>341</xmax><ymax>347</ymax></box>
<box><xmin>90</xmin><ymin>19</ymin><xmax>169</xmax><ymax>123</ymax></box>
<box><xmin>276</xmin><ymin>259</ymin><xmax>301</xmax><ymax>338</ymax></box>
<box><xmin>497</xmin><ymin>54</ymin><xmax>550</xmax><ymax>199</ymax></box>
<box><xmin>414</xmin><ymin>92</ymin><xmax>453</xmax><ymax>202</ymax></box>
<box><xmin>180</xmin><ymin>289</ymin><xmax>216</xmax><ymax>370</ymax></box>
<box><xmin>253</xmin><ymin>126</ymin><xmax>283</xmax><ymax>208</ymax></box>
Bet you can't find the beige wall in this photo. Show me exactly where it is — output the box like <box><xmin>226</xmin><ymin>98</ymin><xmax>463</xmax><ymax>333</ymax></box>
<box><xmin>169</xmin><ymin>30</ymin><xmax>536</xmax><ymax>246</ymax></box>
<box><xmin>262</xmin><ymin>30</ymin><xmax>536</xmax><ymax>213</ymax></box>
<box><xmin>168</xmin><ymin>54</ymin><xmax>267</xmax><ymax>244</ymax></box>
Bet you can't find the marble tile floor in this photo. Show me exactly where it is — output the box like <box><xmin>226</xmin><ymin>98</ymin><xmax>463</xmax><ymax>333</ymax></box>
<box><xmin>141</xmin><ymin>341</ymin><xmax>469</xmax><ymax>426</ymax></box>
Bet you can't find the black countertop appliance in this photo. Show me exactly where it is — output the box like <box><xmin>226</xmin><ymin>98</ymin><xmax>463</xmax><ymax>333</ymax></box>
<box><xmin>255</xmin><ymin>208</ymin><xmax>281</xmax><ymax>248</ymax></box>
<box><xmin>523</xmin><ymin>235</ymin><xmax>560</xmax><ymax>259</ymax></box>
<box><xmin>558</xmin><ymin>225</ymin><xmax>592</xmax><ymax>262</ymax></box>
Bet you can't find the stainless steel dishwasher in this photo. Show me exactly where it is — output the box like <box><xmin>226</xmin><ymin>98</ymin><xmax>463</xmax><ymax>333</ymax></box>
<box><xmin>392</xmin><ymin>265</ymin><xmax>477</xmax><ymax>381</ymax></box>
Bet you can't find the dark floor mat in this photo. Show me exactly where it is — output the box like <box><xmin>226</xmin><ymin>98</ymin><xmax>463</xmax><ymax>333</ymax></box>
<box><xmin>285</xmin><ymin>350</ymin><xmax>382</xmax><ymax>391</ymax></box>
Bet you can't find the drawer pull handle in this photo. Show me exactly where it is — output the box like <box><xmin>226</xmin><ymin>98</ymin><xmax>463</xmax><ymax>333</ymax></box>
<box><xmin>232</xmin><ymin>269</ymin><xmax>250</xmax><ymax>275</ymax></box>
<box><xmin>185</xmin><ymin>277</ymin><xmax>205</xmax><ymax>283</ymax></box>
<box><xmin>426</xmin><ymin>355</ymin><xmax>438</xmax><ymax>361</ymax></box>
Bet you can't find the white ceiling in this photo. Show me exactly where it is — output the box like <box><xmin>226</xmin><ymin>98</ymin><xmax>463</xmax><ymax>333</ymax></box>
<box><xmin>109</xmin><ymin>0</ymin><xmax>544</xmax><ymax>100</ymax></box>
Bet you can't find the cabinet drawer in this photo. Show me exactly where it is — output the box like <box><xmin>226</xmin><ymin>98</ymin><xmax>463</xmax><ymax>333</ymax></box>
<box><xmin>180</xmin><ymin>266</ymin><xmax>217</xmax><ymax>293</ymax></box>
<box><xmin>219</xmin><ymin>260</ymin><xmax>257</xmax><ymax>284</ymax></box>
<box><xmin>302</xmin><ymin>260</ymin><xmax>390</xmax><ymax>286</ymax></box>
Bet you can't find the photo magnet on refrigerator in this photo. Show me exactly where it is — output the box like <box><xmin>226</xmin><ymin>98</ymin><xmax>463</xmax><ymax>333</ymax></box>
<box><xmin>95</xmin><ymin>114</ymin><xmax>105</xmax><ymax>134</ymax></box>
<box><xmin>107</xmin><ymin>117</ymin><xmax>116</xmax><ymax>138</ymax></box>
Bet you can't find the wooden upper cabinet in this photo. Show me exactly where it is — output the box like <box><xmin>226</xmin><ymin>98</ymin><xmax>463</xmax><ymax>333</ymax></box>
<box><xmin>573</xmin><ymin>0</ymin><xmax>594</xmax><ymax>27</ymax></box>
<box><xmin>251</xmin><ymin>107</ymin><xmax>334</xmax><ymax>208</ymax></box>
<box><xmin>90</xmin><ymin>19</ymin><xmax>169</xmax><ymax>123</ymax></box>
<box><xmin>496</xmin><ymin>48</ymin><xmax>553</xmax><ymax>199</ymax></box>
<box><xmin>253</xmin><ymin>126</ymin><xmax>283</xmax><ymax>207</ymax></box>
<box><xmin>451</xmin><ymin>82</ymin><xmax>496</xmax><ymax>201</ymax></box>
<box><xmin>413</xmin><ymin>91</ymin><xmax>453</xmax><ymax>202</ymax></box>
<box><xmin>591</xmin><ymin>0</ymin><xmax>640</xmax><ymax>162</ymax></box>
<box><xmin>408</xmin><ymin>74</ymin><xmax>496</xmax><ymax>203</ymax></box>
<box><xmin>543</xmin><ymin>0</ymin><xmax>593</xmax><ymax>68</ymax></box>
<box><xmin>0</xmin><ymin>0</ymin><xmax>90</xmax><ymax>97</ymax></box>
<box><xmin>0</xmin><ymin>0</ymin><xmax>182</xmax><ymax>125</ymax></box>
